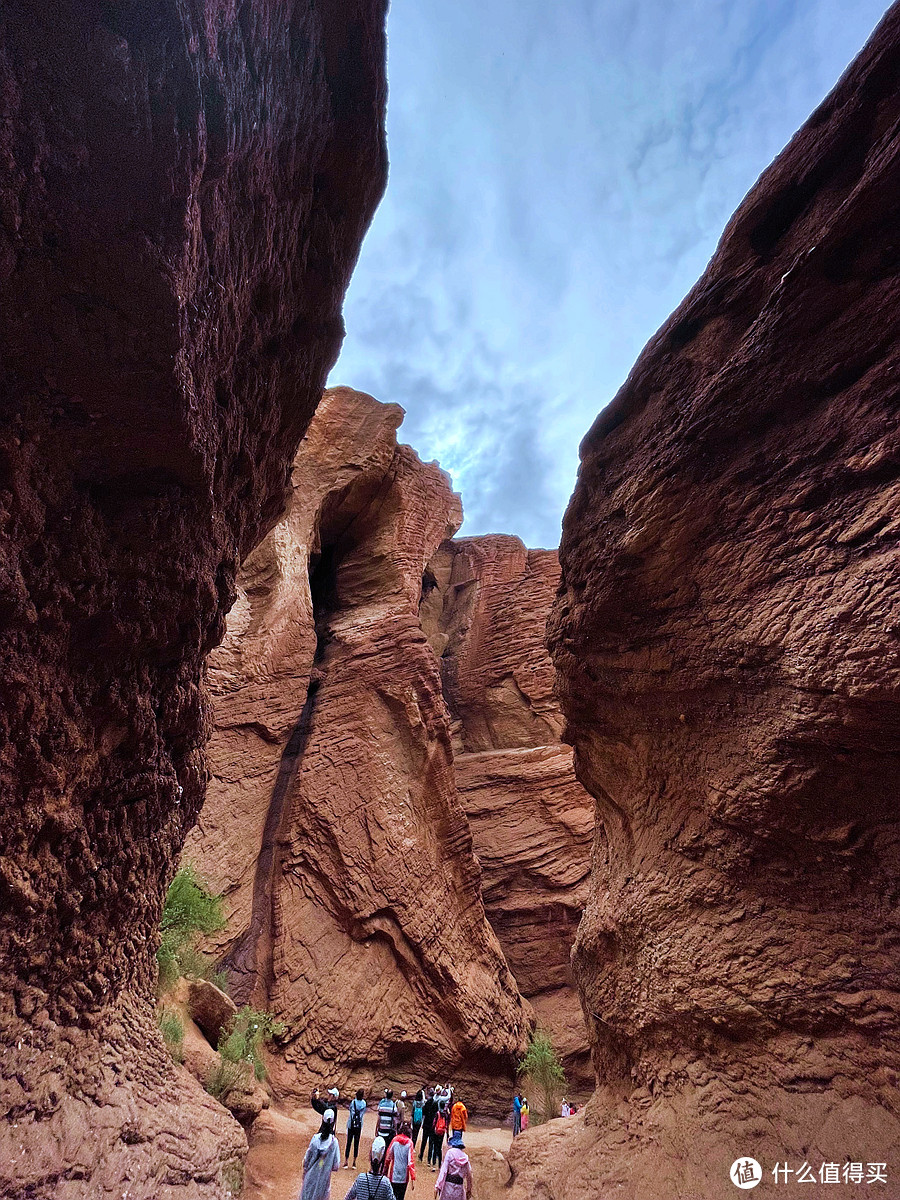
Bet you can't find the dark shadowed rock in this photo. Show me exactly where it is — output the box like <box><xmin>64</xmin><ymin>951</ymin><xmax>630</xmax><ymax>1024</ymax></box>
<box><xmin>530</xmin><ymin>7</ymin><xmax>900</xmax><ymax>1198</ymax></box>
<box><xmin>0</xmin><ymin>3</ymin><xmax>387</xmax><ymax>1196</ymax></box>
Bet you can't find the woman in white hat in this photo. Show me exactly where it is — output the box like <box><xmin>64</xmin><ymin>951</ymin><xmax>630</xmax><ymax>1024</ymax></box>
<box><xmin>342</xmin><ymin>1135</ymin><xmax>396</xmax><ymax>1198</ymax></box>
<box><xmin>300</xmin><ymin>1108</ymin><xmax>341</xmax><ymax>1200</ymax></box>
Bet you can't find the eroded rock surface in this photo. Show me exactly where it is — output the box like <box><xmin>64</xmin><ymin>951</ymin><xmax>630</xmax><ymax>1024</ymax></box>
<box><xmin>425</xmin><ymin>537</ymin><xmax>595</xmax><ymax>1086</ymax></box>
<box><xmin>188</xmin><ymin>388</ymin><xmax>532</xmax><ymax>1112</ymax></box>
<box><xmin>538</xmin><ymin>8</ymin><xmax>900</xmax><ymax>1197</ymax></box>
<box><xmin>0</xmin><ymin>4</ymin><xmax>387</xmax><ymax>1196</ymax></box>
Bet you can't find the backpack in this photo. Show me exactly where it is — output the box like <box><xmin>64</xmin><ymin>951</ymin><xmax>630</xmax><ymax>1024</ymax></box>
<box><xmin>413</xmin><ymin>1102</ymin><xmax>423</xmax><ymax>1124</ymax></box>
<box><xmin>377</xmin><ymin>1100</ymin><xmax>396</xmax><ymax>1136</ymax></box>
<box><xmin>350</xmin><ymin>1100</ymin><xmax>364</xmax><ymax>1132</ymax></box>
<box><xmin>434</xmin><ymin>1111</ymin><xmax>446</xmax><ymax>1136</ymax></box>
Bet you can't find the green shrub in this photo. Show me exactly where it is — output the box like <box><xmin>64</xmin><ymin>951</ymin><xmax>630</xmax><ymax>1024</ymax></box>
<box><xmin>158</xmin><ymin>1008</ymin><xmax>185</xmax><ymax>1064</ymax></box>
<box><xmin>156</xmin><ymin>864</ymin><xmax>226</xmax><ymax>993</ymax></box>
<box><xmin>218</xmin><ymin>1006</ymin><xmax>286</xmax><ymax>1083</ymax></box>
<box><xmin>205</xmin><ymin>1056</ymin><xmax>247</xmax><ymax>1101</ymax></box>
<box><xmin>221</xmin><ymin>1159</ymin><xmax>245</xmax><ymax>1198</ymax></box>
<box><xmin>518</xmin><ymin>1030</ymin><xmax>566</xmax><ymax>1124</ymax></box>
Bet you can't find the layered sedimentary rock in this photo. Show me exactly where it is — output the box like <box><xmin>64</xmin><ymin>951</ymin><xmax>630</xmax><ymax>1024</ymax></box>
<box><xmin>187</xmin><ymin>388</ymin><xmax>531</xmax><ymax>1111</ymax></box>
<box><xmin>423</xmin><ymin>537</ymin><xmax>595</xmax><ymax>1085</ymax></box>
<box><xmin>0</xmin><ymin>5</ymin><xmax>387</xmax><ymax>1197</ymax></box>
<box><xmin>524</xmin><ymin>8</ymin><xmax>900</xmax><ymax>1198</ymax></box>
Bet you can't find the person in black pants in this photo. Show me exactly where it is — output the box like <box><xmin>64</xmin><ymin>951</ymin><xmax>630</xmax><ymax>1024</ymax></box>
<box><xmin>419</xmin><ymin>1088</ymin><xmax>437</xmax><ymax>1162</ymax></box>
<box><xmin>427</xmin><ymin>1101</ymin><xmax>447</xmax><ymax>1170</ymax></box>
<box><xmin>344</xmin><ymin>1088</ymin><xmax>366</xmax><ymax>1169</ymax></box>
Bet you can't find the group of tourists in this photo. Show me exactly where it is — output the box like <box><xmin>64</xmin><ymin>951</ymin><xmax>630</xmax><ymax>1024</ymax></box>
<box><xmin>301</xmin><ymin>1083</ymin><xmax>473</xmax><ymax>1200</ymax></box>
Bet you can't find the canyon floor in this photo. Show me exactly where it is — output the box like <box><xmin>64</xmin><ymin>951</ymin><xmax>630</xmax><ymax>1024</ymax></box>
<box><xmin>243</xmin><ymin>1107</ymin><xmax>531</xmax><ymax>1200</ymax></box>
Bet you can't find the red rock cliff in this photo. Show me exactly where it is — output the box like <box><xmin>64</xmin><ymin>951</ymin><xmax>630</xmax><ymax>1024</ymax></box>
<box><xmin>0</xmin><ymin>5</ymin><xmax>387</xmax><ymax>1197</ymax></box>
<box><xmin>529</xmin><ymin>7</ymin><xmax>900</xmax><ymax>1198</ymax></box>
<box><xmin>187</xmin><ymin>388</ymin><xmax>533</xmax><ymax>1111</ymax></box>
<box><xmin>423</xmin><ymin>537</ymin><xmax>595</xmax><ymax>1086</ymax></box>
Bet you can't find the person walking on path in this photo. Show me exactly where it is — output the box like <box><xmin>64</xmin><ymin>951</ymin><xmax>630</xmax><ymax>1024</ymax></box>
<box><xmin>384</xmin><ymin>1121</ymin><xmax>416</xmax><ymax>1200</ymax></box>
<box><xmin>344</xmin><ymin>1089</ymin><xmax>367</xmax><ymax>1170</ymax></box>
<box><xmin>301</xmin><ymin>1109</ymin><xmax>341</xmax><ymax>1200</ymax></box>
<box><xmin>342</xmin><ymin>1137</ymin><xmax>396</xmax><ymax>1200</ymax></box>
<box><xmin>449</xmin><ymin>1097</ymin><xmax>467</xmax><ymax>1135</ymax></box>
<box><xmin>427</xmin><ymin>1102</ymin><xmax>447</xmax><ymax>1170</ymax></box>
<box><xmin>419</xmin><ymin>1089</ymin><xmax>437</xmax><ymax>1162</ymax></box>
<box><xmin>411</xmin><ymin>1091</ymin><xmax>425</xmax><ymax>1152</ymax></box>
<box><xmin>434</xmin><ymin>1131</ymin><xmax>472</xmax><ymax>1200</ymax></box>
<box><xmin>512</xmin><ymin>1092</ymin><xmax>522</xmax><ymax>1137</ymax></box>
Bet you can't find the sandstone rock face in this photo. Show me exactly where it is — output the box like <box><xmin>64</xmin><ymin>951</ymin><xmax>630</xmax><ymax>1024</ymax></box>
<box><xmin>187</xmin><ymin>388</ymin><xmax>532</xmax><ymax>1112</ymax></box>
<box><xmin>0</xmin><ymin>5</ymin><xmax>387</xmax><ymax>1196</ymax></box>
<box><xmin>538</xmin><ymin>8</ymin><xmax>900</xmax><ymax>1197</ymax></box>
<box><xmin>425</xmin><ymin>537</ymin><xmax>595</xmax><ymax>1086</ymax></box>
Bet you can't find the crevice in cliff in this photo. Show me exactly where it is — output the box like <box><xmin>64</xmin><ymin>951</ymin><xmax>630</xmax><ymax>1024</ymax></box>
<box><xmin>224</xmin><ymin>541</ymin><xmax>343</xmax><ymax>1006</ymax></box>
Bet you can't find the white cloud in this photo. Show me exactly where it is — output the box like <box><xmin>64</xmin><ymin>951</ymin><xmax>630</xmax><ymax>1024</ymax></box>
<box><xmin>332</xmin><ymin>0</ymin><xmax>890</xmax><ymax>546</ymax></box>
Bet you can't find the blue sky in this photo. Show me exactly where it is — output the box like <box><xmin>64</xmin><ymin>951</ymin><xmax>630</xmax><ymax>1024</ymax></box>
<box><xmin>330</xmin><ymin>1</ymin><xmax>890</xmax><ymax>548</ymax></box>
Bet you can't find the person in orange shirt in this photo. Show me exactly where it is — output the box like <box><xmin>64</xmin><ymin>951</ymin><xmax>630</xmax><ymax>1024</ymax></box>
<box><xmin>449</xmin><ymin>1097</ymin><xmax>468</xmax><ymax>1134</ymax></box>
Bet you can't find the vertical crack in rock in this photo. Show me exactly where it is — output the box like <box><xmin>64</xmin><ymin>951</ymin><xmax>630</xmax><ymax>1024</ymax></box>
<box><xmin>186</xmin><ymin>389</ymin><xmax>535</xmax><ymax>1113</ymax></box>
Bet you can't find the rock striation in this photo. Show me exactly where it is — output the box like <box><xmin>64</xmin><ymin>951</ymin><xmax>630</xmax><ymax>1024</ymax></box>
<box><xmin>533</xmin><ymin>7</ymin><xmax>900</xmax><ymax>1198</ymax></box>
<box><xmin>424</xmin><ymin>537</ymin><xmax>595</xmax><ymax>1086</ymax></box>
<box><xmin>0</xmin><ymin>4</ymin><xmax>387</xmax><ymax>1197</ymax></box>
<box><xmin>187</xmin><ymin>388</ymin><xmax>533</xmax><ymax>1112</ymax></box>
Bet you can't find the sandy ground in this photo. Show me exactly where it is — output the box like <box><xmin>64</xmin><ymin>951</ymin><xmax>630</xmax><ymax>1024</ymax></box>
<box><xmin>242</xmin><ymin>1107</ymin><xmax>517</xmax><ymax>1200</ymax></box>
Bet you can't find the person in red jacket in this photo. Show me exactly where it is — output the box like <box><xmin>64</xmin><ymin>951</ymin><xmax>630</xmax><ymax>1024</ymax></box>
<box><xmin>385</xmin><ymin>1121</ymin><xmax>416</xmax><ymax>1199</ymax></box>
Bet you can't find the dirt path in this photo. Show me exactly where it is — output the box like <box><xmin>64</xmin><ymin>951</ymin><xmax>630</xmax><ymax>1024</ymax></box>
<box><xmin>242</xmin><ymin>1108</ymin><xmax>518</xmax><ymax>1200</ymax></box>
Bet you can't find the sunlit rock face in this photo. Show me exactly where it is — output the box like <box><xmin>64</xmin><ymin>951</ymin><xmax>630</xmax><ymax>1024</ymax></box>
<box><xmin>531</xmin><ymin>7</ymin><xmax>900</xmax><ymax>1198</ymax></box>
<box><xmin>188</xmin><ymin>388</ymin><xmax>532</xmax><ymax>1114</ymax></box>
<box><xmin>0</xmin><ymin>4</ymin><xmax>387</xmax><ymax>1195</ymax></box>
<box><xmin>424</xmin><ymin>536</ymin><xmax>596</xmax><ymax>1087</ymax></box>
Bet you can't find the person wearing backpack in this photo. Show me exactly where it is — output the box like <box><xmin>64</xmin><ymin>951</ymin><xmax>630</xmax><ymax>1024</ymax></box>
<box><xmin>341</xmin><ymin>1137</ymin><xmax>396</xmax><ymax>1200</ymax></box>
<box><xmin>419</xmin><ymin>1089</ymin><xmax>437</xmax><ymax>1163</ymax></box>
<box><xmin>428</xmin><ymin>1101</ymin><xmax>447</xmax><ymax>1170</ymax></box>
<box><xmin>300</xmin><ymin>1109</ymin><xmax>341</xmax><ymax>1200</ymax></box>
<box><xmin>411</xmin><ymin>1090</ymin><xmax>425</xmax><ymax>1152</ymax></box>
<box><xmin>344</xmin><ymin>1089</ymin><xmax>367</xmax><ymax>1170</ymax></box>
<box><xmin>376</xmin><ymin>1089</ymin><xmax>399</xmax><ymax>1149</ymax></box>
<box><xmin>384</xmin><ymin>1121</ymin><xmax>416</xmax><ymax>1199</ymax></box>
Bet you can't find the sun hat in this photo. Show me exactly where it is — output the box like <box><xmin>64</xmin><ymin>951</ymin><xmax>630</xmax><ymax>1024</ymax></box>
<box><xmin>371</xmin><ymin>1135</ymin><xmax>386</xmax><ymax>1162</ymax></box>
<box><xmin>449</xmin><ymin>1131</ymin><xmax>464</xmax><ymax>1148</ymax></box>
<box><xmin>328</xmin><ymin>1087</ymin><xmax>340</xmax><ymax>1097</ymax></box>
<box><xmin>323</xmin><ymin>1108</ymin><xmax>335</xmax><ymax>1123</ymax></box>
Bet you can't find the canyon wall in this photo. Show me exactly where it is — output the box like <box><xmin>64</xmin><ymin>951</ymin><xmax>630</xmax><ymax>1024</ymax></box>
<box><xmin>187</xmin><ymin>388</ymin><xmax>533</xmax><ymax>1112</ymax></box>
<box><xmin>424</xmin><ymin>537</ymin><xmax>595</xmax><ymax>1086</ymax></box>
<box><xmin>189</xmin><ymin>387</ymin><xmax>596</xmax><ymax>1109</ymax></box>
<box><xmin>516</xmin><ymin>7</ymin><xmax>900</xmax><ymax>1198</ymax></box>
<box><xmin>0</xmin><ymin>5</ymin><xmax>387</xmax><ymax>1197</ymax></box>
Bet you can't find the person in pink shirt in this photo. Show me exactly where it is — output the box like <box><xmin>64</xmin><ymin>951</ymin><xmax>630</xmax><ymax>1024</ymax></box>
<box><xmin>435</xmin><ymin>1131</ymin><xmax>472</xmax><ymax>1200</ymax></box>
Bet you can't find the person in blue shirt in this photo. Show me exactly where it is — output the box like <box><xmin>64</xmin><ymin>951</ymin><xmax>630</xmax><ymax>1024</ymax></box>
<box><xmin>512</xmin><ymin>1092</ymin><xmax>523</xmax><ymax>1137</ymax></box>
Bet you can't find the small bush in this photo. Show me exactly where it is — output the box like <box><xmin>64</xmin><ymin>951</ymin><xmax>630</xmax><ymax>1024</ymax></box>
<box><xmin>519</xmin><ymin>1030</ymin><xmax>566</xmax><ymax>1124</ymax></box>
<box><xmin>158</xmin><ymin>1008</ymin><xmax>185</xmax><ymax>1064</ymax></box>
<box><xmin>211</xmin><ymin>968</ymin><xmax>231</xmax><ymax>995</ymax></box>
<box><xmin>156</xmin><ymin>864</ymin><xmax>227</xmax><ymax>994</ymax></box>
<box><xmin>218</xmin><ymin>1006</ymin><xmax>286</xmax><ymax>1083</ymax></box>
<box><xmin>205</xmin><ymin>1057</ymin><xmax>247</xmax><ymax>1101</ymax></box>
<box><xmin>221</xmin><ymin>1159</ymin><xmax>245</xmax><ymax>1198</ymax></box>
